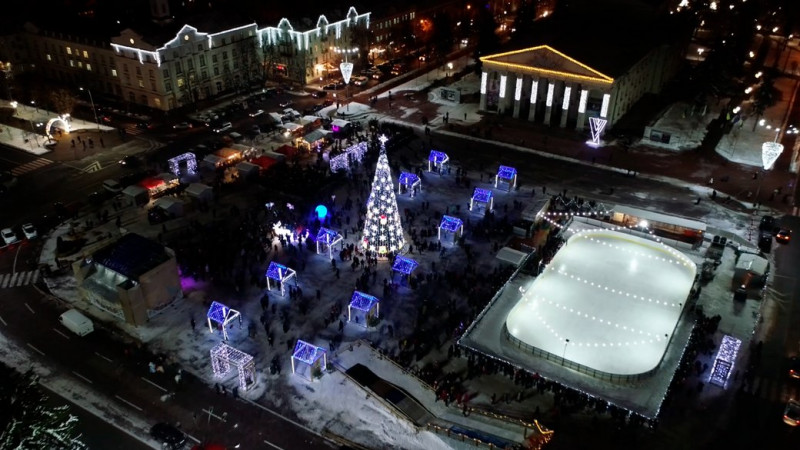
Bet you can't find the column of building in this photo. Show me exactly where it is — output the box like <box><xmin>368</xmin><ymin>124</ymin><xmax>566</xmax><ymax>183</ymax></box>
<box><xmin>528</xmin><ymin>78</ymin><xmax>539</xmax><ymax>122</ymax></box>
<box><xmin>560</xmin><ymin>82</ymin><xmax>573</xmax><ymax>128</ymax></box>
<box><xmin>576</xmin><ymin>87</ymin><xmax>589</xmax><ymax>131</ymax></box>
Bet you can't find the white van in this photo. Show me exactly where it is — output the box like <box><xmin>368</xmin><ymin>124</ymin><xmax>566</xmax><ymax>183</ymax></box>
<box><xmin>59</xmin><ymin>309</ymin><xmax>94</xmax><ymax>336</ymax></box>
<box><xmin>102</xmin><ymin>179</ymin><xmax>123</xmax><ymax>193</ymax></box>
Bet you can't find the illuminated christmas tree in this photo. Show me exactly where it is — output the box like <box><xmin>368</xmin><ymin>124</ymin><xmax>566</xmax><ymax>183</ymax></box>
<box><xmin>362</xmin><ymin>135</ymin><xmax>405</xmax><ymax>255</ymax></box>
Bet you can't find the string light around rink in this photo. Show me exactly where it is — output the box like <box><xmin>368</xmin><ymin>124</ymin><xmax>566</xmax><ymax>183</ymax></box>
<box><xmin>546</xmin><ymin>265</ymin><xmax>682</xmax><ymax>309</ymax></box>
<box><xmin>537</xmin><ymin>213</ymin><xmax>695</xmax><ymax>268</ymax></box>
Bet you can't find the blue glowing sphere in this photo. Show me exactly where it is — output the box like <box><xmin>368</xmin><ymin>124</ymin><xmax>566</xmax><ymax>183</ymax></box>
<box><xmin>315</xmin><ymin>204</ymin><xmax>328</xmax><ymax>219</ymax></box>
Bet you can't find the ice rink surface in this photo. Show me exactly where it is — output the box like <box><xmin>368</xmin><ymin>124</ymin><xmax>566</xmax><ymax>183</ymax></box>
<box><xmin>506</xmin><ymin>230</ymin><xmax>696</xmax><ymax>375</ymax></box>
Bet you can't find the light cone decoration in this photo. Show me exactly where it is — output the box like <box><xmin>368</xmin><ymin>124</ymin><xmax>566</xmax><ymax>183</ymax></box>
<box><xmin>340</xmin><ymin>62</ymin><xmax>354</xmax><ymax>85</ymax></box>
<box><xmin>761</xmin><ymin>141</ymin><xmax>783</xmax><ymax>170</ymax></box>
<box><xmin>362</xmin><ymin>135</ymin><xmax>405</xmax><ymax>254</ymax></box>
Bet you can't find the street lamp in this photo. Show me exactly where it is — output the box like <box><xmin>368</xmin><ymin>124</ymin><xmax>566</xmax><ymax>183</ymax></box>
<box><xmin>79</xmin><ymin>87</ymin><xmax>100</xmax><ymax>130</ymax></box>
<box><xmin>562</xmin><ymin>338</ymin><xmax>570</xmax><ymax>362</ymax></box>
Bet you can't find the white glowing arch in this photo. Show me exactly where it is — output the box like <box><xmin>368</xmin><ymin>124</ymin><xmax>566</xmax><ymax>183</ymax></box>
<box><xmin>45</xmin><ymin>116</ymin><xmax>71</xmax><ymax>138</ymax></box>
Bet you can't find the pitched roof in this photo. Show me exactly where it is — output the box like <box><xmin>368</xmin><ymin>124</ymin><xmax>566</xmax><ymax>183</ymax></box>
<box><xmin>481</xmin><ymin>45</ymin><xmax>614</xmax><ymax>84</ymax></box>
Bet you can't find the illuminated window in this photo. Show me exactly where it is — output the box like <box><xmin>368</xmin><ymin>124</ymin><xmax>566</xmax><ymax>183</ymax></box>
<box><xmin>138</xmin><ymin>78</ymin><xmax>144</xmax><ymax>88</ymax></box>
<box><xmin>46</xmin><ymin>54</ymin><xmax>51</xmax><ymax>61</ymax></box>
<box><xmin>69</xmin><ymin>60</ymin><xmax>75</xmax><ymax>67</ymax></box>
<box><xmin>154</xmin><ymin>98</ymin><xmax>161</xmax><ymax>107</ymax></box>
<box><xmin>66</xmin><ymin>47</ymin><xmax>72</xmax><ymax>55</ymax></box>
<box><xmin>111</xmin><ymin>69</ymin><xmax>118</xmax><ymax>77</ymax></box>
<box><xmin>82</xmin><ymin>50</ymin><xmax>88</xmax><ymax>58</ymax></box>
<box><xmin>177</xmin><ymin>78</ymin><xmax>185</xmax><ymax>88</ymax></box>
<box><xmin>86</xmin><ymin>64</ymin><xmax>92</xmax><ymax>71</ymax></box>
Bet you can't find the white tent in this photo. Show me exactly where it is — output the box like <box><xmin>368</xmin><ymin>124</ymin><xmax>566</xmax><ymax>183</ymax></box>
<box><xmin>154</xmin><ymin>197</ymin><xmax>184</xmax><ymax>217</ymax></box>
<box><xmin>235</xmin><ymin>161</ymin><xmax>261</xmax><ymax>179</ymax></box>
<box><xmin>122</xmin><ymin>185</ymin><xmax>148</xmax><ymax>205</ymax></box>
<box><xmin>496</xmin><ymin>247</ymin><xmax>529</xmax><ymax>267</ymax></box>
<box><xmin>185</xmin><ymin>183</ymin><xmax>213</xmax><ymax>202</ymax></box>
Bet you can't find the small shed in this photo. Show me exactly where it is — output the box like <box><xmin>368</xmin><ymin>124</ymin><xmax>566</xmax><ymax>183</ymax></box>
<box><xmin>299</xmin><ymin>129</ymin><xmax>329</xmax><ymax>150</ymax></box>
<box><xmin>250</xmin><ymin>156</ymin><xmax>280</xmax><ymax>172</ymax></box>
<box><xmin>235</xmin><ymin>161</ymin><xmax>261</xmax><ymax>179</ymax></box>
<box><xmin>496</xmin><ymin>247</ymin><xmax>529</xmax><ymax>268</ymax></box>
<box><xmin>203</xmin><ymin>154</ymin><xmax>226</xmax><ymax>169</ymax></box>
<box><xmin>268</xmin><ymin>112</ymin><xmax>284</xmax><ymax>124</ymax></box>
<box><xmin>154</xmin><ymin>197</ymin><xmax>184</xmax><ymax>217</ymax></box>
<box><xmin>122</xmin><ymin>184</ymin><xmax>148</xmax><ymax>206</ymax></box>
<box><xmin>734</xmin><ymin>253</ymin><xmax>769</xmax><ymax>289</ymax></box>
<box><xmin>299</xmin><ymin>115</ymin><xmax>322</xmax><ymax>129</ymax></box>
<box><xmin>186</xmin><ymin>183</ymin><xmax>213</xmax><ymax>202</ymax></box>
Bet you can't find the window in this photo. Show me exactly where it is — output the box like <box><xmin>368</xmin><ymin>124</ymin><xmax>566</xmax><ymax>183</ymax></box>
<box><xmin>199</xmin><ymin>55</ymin><xmax>206</xmax><ymax>67</ymax></box>
<box><xmin>187</xmin><ymin>59</ymin><xmax>193</xmax><ymax>70</ymax></box>
<box><xmin>138</xmin><ymin>78</ymin><xmax>144</xmax><ymax>88</ymax></box>
<box><xmin>128</xmin><ymin>92</ymin><xmax>135</xmax><ymax>102</ymax></box>
<box><xmin>135</xmin><ymin>66</ymin><xmax>141</xmax><ymax>75</ymax></box>
<box><xmin>212</xmin><ymin>54</ymin><xmax>218</xmax><ymax>63</ymax></box>
<box><xmin>175</xmin><ymin>61</ymin><xmax>182</xmax><ymax>74</ymax></box>
<box><xmin>66</xmin><ymin>47</ymin><xmax>72</xmax><ymax>55</ymax></box>
<box><xmin>86</xmin><ymin>64</ymin><xmax>92</xmax><ymax>71</ymax></box>
<box><xmin>82</xmin><ymin>50</ymin><xmax>88</xmax><ymax>58</ymax></box>
<box><xmin>177</xmin><ymin>78</ymin><xmax>185</xmax><ymax>88</ymax></box>
<box><xmin>165</xmin><ymin>81</ymin><xmax>172</xmax><ymax>92</ymax></box>
<box><xmin>232</xmin><ymin>48</ymin><xmax>237</xmax><ymax>57</ymax></box>
<box><xmin>222</xmin><ymin>51</ymin><xmax>228</xmax><ymax>60</ymax></box>
<box><xmin>154</xmin><ymin>98</ymin><xmax>161</xmax><ymax>107</ymax></box>
<box><xmin>201</xmin><ymin>70</ymin><xmax>208</xmax><ymax>80</ymax></box>
<box><xmin>46</xmin><ymin>54</ymin><xmax>51</xmax><ymax>61</ymax></box>
<box><xmin>77</xmin><ymin>61</ymin><xmax>83</xmax><ymax>68</ymax></box>
<box><xmin>233</xmin><ymin>61</ymin><xmax>238</xmax><ymax>70</ymax></box>
<box><xmin>213</xmin><ymin>67</ymin><xmax>219</xmax><ymax>76</ymax></box>
<box><xmin>149</xmin><ymin>69</ymin><xmax>154</xmax><ymax>79</ymax></box>
<box><xmin>111</xmin><ymin>69</ymin><xmax>118</xmax><ymax>77</ymax></box>
<box><xmin>163</xmin><ymin>69</ymin><xmax>170</xmax><ymax>78</ymax></box>
<box><xmin>197</xmin><ymin>44</ymin><xmax>203</xmax><ymax>52</ymax></box>
<box><xmin>69</xmin><ymin>59</ymin><xmax>75</xmax><ymax>67</ymax></box>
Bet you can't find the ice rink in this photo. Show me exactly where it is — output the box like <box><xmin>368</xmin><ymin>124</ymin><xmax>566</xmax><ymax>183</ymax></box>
<box><xmin>505</xmin><ymin>229</ymin><xmax>696</xmax><ymax>376</ymax></box>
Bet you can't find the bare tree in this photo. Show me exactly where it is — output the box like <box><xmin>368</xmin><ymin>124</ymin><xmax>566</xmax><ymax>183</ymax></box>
<box><xmin>48</xmin><ymin>88</ymin><xmax>76</xmax><ymax>115</ymax></box>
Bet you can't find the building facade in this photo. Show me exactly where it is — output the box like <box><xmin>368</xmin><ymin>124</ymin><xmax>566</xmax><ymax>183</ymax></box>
<box><xmin>479</xmin><ymin>43</ymin><xmax>679</xmax><ymax>131</ymax></box>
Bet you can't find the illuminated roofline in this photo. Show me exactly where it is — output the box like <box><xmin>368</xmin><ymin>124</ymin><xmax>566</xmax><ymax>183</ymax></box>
<box><xmin>480</xmin><ymin>45</ymin><xmax>614</xmax><ymax>84</ymax></box>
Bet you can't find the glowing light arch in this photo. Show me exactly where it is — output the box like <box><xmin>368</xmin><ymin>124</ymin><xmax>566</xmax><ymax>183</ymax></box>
<box><xmin>45</xmin><ymin>116</ymin><xmax>71</xmax><ymax>138</ymax></box>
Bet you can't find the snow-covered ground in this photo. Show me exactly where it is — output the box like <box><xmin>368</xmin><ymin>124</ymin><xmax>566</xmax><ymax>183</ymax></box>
<box><xmin>506</xmin><ymin>229</ymin><xmax>696</xmax><ymax>376</ymax></box>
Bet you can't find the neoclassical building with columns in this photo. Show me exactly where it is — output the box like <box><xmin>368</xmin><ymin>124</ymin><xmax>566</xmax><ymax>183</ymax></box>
<box><xmin>479</xmin><ymin>43</ymin><xmax>680</xmax><ymax>133</ymax></box>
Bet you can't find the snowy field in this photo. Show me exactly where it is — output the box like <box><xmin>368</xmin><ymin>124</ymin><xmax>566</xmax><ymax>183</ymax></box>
<box><xmin>506</xmin><ymin>229</ymin><xmax>696</xmax><ymax>376</ymax></box>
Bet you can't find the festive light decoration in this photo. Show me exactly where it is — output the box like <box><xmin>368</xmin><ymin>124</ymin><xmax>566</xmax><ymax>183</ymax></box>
<box><xmin>480</xmin><ymin>72</ymin><xmax>488</xmax><ymax>95</ymax></box>
<box><xmin>761</xmin><ymin>141</ymin><xmax>784</xmax><ymax>170</ymax></box>
<box><xmin>562</xmin><ymin>86</ymin><xmax>572</xmax><ymax>110</ymax></box>
<box><xmin>345</xmin><ymin>141</ymin><xmax>368</xmax><ymax>163</ymax></box>
<box><xmin>499</xmin><ymin>75</ymin><xmax>508</xmax><ymax>99</ymax></box>
<box><xmin>578</xmin><ymin>89</ymin><xmax>588</xmax><ymax>114</ymax></box>
<box><xmin>438</xmin><ymin>215</ymin><xmax>464</xmax><ymax>241</ymax></box>
<box><xmin>291</xmin><ymin>340</ymin><xmax>327</xmax><ymax>379</ymax></box>
<box><xmin>315</xmin><ymin>204</ymin><xmax>328</xmax><ymax>219</ymax></box>
<box><xmin>428</xmin><ymin>150</ymin><xmax>449</xmax><ymax>172</ymax></box>
<box><xmin>479</xmin><ymin>45</ymin><xmax>614</xmax><ymax>84</ymax></box>
<box><xmin>315</xmin><ymin>227</ymin><xmax>343</xmax><ymax>258</ymax></box>
<box><xmin>330</xmin><ymin>153</ymin><xmax>349</xmax><ymax>172</ymax></box>
<box><xmin>547</xmin><ymin>265</ymin><xmax>683</xmax><ymax>308</ymax></box>
<box><xmin>339</xmin><ymin>61</ymin><xmax>354</xmax><ymax>84</ymax></box>
<box><xmin>546</xmin><ymin>83</ymin><xmax>555</xmax><ymax>107</ymax></box>
<box><xmin>530</xmin><ymin>80</ymin><xmax>539</xmax><ymax>104</ymax></box>
<box><xmin>589</xmin><ymin>117</ymin><xmax>607</xmax><ymax>145</ymax></box>
<box><xmin>168</xmin><ymin>152</ymin><xmax>198</xmax><ymax>177</ymax></box>
<box><xmin>495</xmin><ymin>165</ymin><xmax>518</xmax><ymax>191</ymax></box>
<box><xmin>362</xmin><ymin>137</ymin><xmax>405</xmax><ymax>254</ymax></box>
<box><xmin>709</xmin><ymin>335</ymin><xmax>741</xmax><ymax>388</ymax></box>
<box><xmin>348</xmin><ymin>291</ymin><xmax>380</xmax><ymax>325</ymax></box>
<box><xmin>600</xmin><ymin>93</ymin><xmax>611</xmax><ymax>118</ymax></box>
<box><xmin>470</xmin><ymin>188</ymin><xmax>494</xmax><ymax>212</ymax></box>
<box><xmin>514</xmin><ymin>77</ymin><xmax>523</xmax><ymax>101</ymax></box>
<box><xmin>392</xmin><ymin>255</ymin><xmax>419</xmax><ymax>275</ymax></box>
<box><xmin>210</xmin><ymin>343</ymin><xmax>256</xmax><ymax>391</ymax></box>
<box><xmin>206</xmin><ymin>301</ymin><xmax>241</xmax><ymax>341</ymax></box>
<box><xmin>398</xmin><ymin>172</ymin><xmax>421</xmax><ymax>198</ymax></box>
<box><xmin>265</xmin><ymin>262</ymin><xmax>297</xmax><ymax>296</ymax></box>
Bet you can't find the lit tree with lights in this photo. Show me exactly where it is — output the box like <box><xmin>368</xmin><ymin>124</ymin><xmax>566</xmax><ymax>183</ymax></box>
<box><xmin>362</xmin><ymin>135</ymin><xmax>405</xmax><ymax>255</ymax></box>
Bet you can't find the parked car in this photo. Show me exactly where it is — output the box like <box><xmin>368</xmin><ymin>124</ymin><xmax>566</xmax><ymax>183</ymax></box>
<box><xmin>150</xmin><ymin>423</ymin><xmax>187</xmax><ymax>449</ymax></box>
<box><xmin>759</xmin><ymin>215</ymin><xmax>777</xmax><ymax>233</ymax></box>
<box><xmin>784</xmin><ymin>400</ymin><xmax>800</xmax><ymax>426</ymax></box>
<box><xmin>212</xmin><ymin>122</ymin><xmax>233</xmax><ymax>133</ymax></box>
<box><xmin>119</xmin><ymin>155</ymin><xmax>142</xmax><ymax>168</ymax></box>
<box><xmin>248</xmin><ymin>109</ymin><xmax>265</xmax><ymax>117</ymax></box>
<box><xmin>1</xmin><ymin>228</ymin><xmax>19</xmax><ymax>245</ymax></box>
<box><xmin>173</xmin><ymin>121</ymin><xmax>192</xmax><ymax>130</ymax></box>
<box><xmin>789</xmin><ymin>357</ymin><xmax>800</xmax><ymax>379</ymax></box>
<box><xmin>352</xmin><ymin>76</ymin><xmax>369</xmax><ymax>86</ymax></box>
<box><xmin>21</xmin><ymin>223</ymin><xmax>37</xmax><ymax>240</ymax></box>
<box><xmin>135</xmin><ymin>121</ymin><xmax>152</xmax><ymax>129</ymax></box>
<box><xmin>311</xmin><ymin>90</ymin><xmax>327</xmax><ymax>98</ymax></box>
<box><xmin>278</xmin><ymin>99</ymin><xmax>293</xmax><ymax>108</ymax></box>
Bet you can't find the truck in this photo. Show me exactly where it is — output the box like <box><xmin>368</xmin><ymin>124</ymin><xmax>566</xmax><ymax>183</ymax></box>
<box><xmin>59</xmin><ymin>309</ymin><xmax>94</xmax><ymax>336</ymax></box>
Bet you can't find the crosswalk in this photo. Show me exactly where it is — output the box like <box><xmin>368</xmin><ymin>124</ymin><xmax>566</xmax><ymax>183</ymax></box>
<box><xmin>11</xmin><ymin>158</ymin><xmax>53</xmax><ymax>176</ymax></box>
<box><xmin>123</xmin><ymin>125</ymin><xmax>145</xmax><ymax>136</ymax></box>
<box><xmin>0</xmin><ymin>270</ymin><xmax>40</xmax><ymax>289</ymax></box>
<box><xmin>748</xmin><ymin>375</ymin><xmax>800</xmax><ymax>403</ymax></box>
